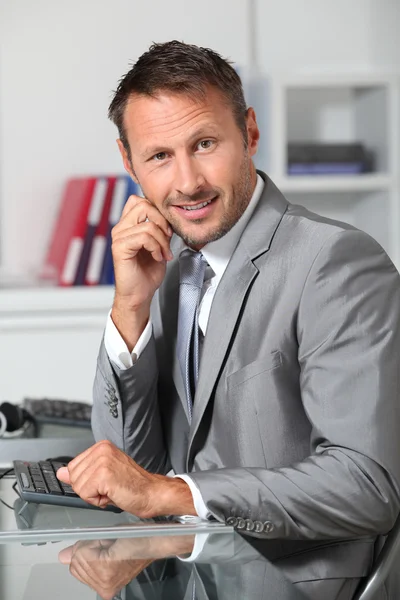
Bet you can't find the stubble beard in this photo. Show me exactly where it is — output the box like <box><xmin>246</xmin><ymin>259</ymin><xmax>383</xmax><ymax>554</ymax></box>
<box><xmin>168</xmin><ymin>155</ymin><xmax>254</xmax><ymax>248</ymax></box>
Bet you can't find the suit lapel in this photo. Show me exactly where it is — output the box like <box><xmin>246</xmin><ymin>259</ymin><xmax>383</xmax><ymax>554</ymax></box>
<box><xmin>187</xmin><ymin>174</ymin><xmax>289</xmax><ymax>463</ymax></box>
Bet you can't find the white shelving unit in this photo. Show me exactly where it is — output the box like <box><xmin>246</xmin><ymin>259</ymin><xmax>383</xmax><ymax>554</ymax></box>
<box><xmin>0</xmin><ymin>286</ymin><xmax>114</xmax><ymax>331</ymax></box>
<box><xmin>0</xmin><ymin>285</ymin><xmax>114</xmax><ymax>404</ymax></box>
<box><xmin>268</xmin><ymin>73</ymin><xmax>400</xmax><ymax>269</ymax></box>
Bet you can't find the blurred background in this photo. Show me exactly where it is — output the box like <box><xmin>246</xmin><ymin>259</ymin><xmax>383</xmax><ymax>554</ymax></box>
<box><xmin>0</xmin><ymin>0</ymin><xmax>399</xmax><ymax>406</ymax></box>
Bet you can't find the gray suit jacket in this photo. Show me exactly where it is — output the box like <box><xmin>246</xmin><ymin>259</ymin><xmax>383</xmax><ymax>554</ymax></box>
<box><xmin>92</xmin><ymin>172</ymin><xmax>400</xmax><ymax>593</ymax></box>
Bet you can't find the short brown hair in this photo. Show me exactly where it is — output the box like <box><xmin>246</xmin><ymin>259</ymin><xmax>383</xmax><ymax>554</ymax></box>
<box><xmin>108</xmin><ymin>40</ymin><xmax>248</xmax><ymax>162</ymax></box>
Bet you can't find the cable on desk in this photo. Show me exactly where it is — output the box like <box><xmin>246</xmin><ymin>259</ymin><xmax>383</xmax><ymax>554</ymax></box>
<box><xmin>0</xmin><ymin>467</ymin><xmax>15</xmax><ymax>510</ymax></box>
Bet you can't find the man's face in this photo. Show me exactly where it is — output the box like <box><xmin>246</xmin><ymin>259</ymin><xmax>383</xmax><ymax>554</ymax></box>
<box><xmin>118</xmin><ymin>86</ymin><xmax>259</xmax><ymax>249</ymax></box>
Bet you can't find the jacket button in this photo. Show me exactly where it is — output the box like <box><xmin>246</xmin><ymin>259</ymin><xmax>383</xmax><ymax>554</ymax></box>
<box><xmin>253</xmin><ymin>520</ymin><xmax>264</xmax><ymax>533</ymax></box>
<box><xmin>263</xmin><ymin>521</ymin><xmax>274</xmax><ymax>534</ymax></box>
<box><xmin>236</xmin><ymin>518</ymin><xmax>246</xmax><ymax>530</ymax></box>
<box><xmin>244</xmin><ymin>519</ymin><xmax>255</xmax><ymax>531</ymax></box>
<box><xmin>226</xmin><ymin>516</ymin><xmax>238</xmax><ymax>527</ymax></box>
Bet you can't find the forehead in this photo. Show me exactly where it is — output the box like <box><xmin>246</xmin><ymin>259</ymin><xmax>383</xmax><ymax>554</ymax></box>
<box><xmin>122</xmin><ymin>87</ymin><xmax>235</xmax><ymax>148</ymax></box>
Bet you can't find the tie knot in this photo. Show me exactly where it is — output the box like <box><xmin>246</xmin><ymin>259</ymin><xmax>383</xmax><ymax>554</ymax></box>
<box><xmin>179</xmin><ymin>249</ymin><xmax>207</xmax><ymax>288</ymax></box>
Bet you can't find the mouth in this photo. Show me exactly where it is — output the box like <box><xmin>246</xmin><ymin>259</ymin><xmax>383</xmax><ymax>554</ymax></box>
<box><xmin>172</xmin><ymin>196</ymin><xmax>218</xmax><ymax>220</ymax></box>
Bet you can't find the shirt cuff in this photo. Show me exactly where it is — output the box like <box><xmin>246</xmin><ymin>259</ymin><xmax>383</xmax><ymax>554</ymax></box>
<box><xmin>177</xmin><ymin>533</ymin><xmax>210</xmax><ymax>562</ymax></box>
<box><xmin>104</xmin><ymin>310</ymin><xmax>152</xmax><ymax>370</ymax></box>
<box><xmin>174</xmin><ymin>474</ymin><xmax>212</xmax><ymax>521</ymax></box>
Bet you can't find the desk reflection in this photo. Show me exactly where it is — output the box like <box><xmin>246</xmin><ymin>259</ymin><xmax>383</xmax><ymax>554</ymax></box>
<box><xmin>59</xmin><ymin>533</ymin><xmax>311</xmax><ymax>600</ymax></box>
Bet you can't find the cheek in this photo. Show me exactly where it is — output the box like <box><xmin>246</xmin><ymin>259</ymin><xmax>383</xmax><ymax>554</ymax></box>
<box><xmin>210</xmin><ymin>143</ymin><xmax>245</xmax><ymax>177</ymax></box>
<box><xmin>137</xmin><ymin>170</ymin><xmax>170</xmax><ymax>205</ymax></box>
<box><xmin>201</xmin><ymin>151</ymin><xmax>240</xmax><ymax>187</ymax></box>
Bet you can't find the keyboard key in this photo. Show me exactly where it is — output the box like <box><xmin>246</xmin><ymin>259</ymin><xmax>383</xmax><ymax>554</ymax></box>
<box><xmin>47</xmin><ymin>487</ymin><xmax>63</xmax><ymax>495</ymax></box>
<box><xmin>40</xmin><ymin>462</ymin><xmax>53</xmax><ymax>472</ymax></box>
<box><xmin>62</xmin><ymin>488</ymin><xmax>78</xmax><ymax>497</ymax></box>
<box><xmin>44</xmin><ymin>476</ymin><xmax>62</xmax><ymax>490</ymax></box>
<box><xmin>20</xmin><ymin>473</ymin><xmax>30</xmax><ymax>489</ymax></box>
<box><xmin>51</xmin><ymin>462</ymin><xmax>67</xmax><ymax>472</ymax></box>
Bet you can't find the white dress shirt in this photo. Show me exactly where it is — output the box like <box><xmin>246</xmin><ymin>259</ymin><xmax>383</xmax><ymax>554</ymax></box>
<box><xmin>104</xmin><ymin>174</ymin><xmax>264</xmax><ymax>521</ymax></box>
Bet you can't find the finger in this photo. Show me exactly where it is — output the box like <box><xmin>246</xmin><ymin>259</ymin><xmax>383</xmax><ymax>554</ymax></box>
<box><xmin>58</xmin><ymin>545</ymin><xmax>74</xmax><ymax>564</ymax></box>
<box><xmin>61</xmin><ymin>539</ymin><xmax>103</xmax><ymax>563</ymax></box>
<box><xmin>71</xmin><ymin>470</ymin><xmax>111</xmax><ymax>507</ymax></box>
<box><xmin>56</xmin><ymin>466</ymin><xmax>70</xmax><ymax>484</ymax></box>
<box><xmin>113</xmin><ymin>223</ymin><xmax>173</xmax><ymax>262</ymax></box>
<box><xmin>63</xmin><ymin>441</ymin><xmax>114</xmax><ymax>490</ymax></box>
<box><xmin>69</xmin><ymin>561</ymin><xmax>100</xmax><ymax>592</ymax></box>
<box><xmin>66</xmin><ymin>440</ymin><xmax>107</xmax><ymax>473</ymax></box>
<box><xmin>120</xmin><ymin>194</ymin><xmax>150</xmax><ymax>219</ymax></box>
<box><xmin>115</xmin><ymin>213</ymin><xmax>173</xmax><ymax>241</ymax></box>
<box><xmin>65</xmin><ymin>453</ymin><xmax>111</xmax><ymax>505</ymax></box>
<box><xmin>69</xmin><ymin>564</ymin><xmax>88</xmax><ymax>587</ymax></box>
<box><xmin>116</xmin><ymin>200</ymin><xmax>173</xmax><ymax>239</ymax></box>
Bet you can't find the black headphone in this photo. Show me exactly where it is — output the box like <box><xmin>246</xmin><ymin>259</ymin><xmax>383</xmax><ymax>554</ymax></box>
<box><xmin>0</xmin><ymin>402</ymin><xmax>38</xmax><ymax>438</ymax></box>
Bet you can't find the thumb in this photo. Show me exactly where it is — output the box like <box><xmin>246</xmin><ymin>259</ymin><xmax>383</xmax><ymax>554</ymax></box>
<box><xmin>56</xmin><ymin>466</ymin><xmax>71</xmax><ymax>484</ymax></box>
<box><xmin>58</xmin><ymin>545</ymin><xmax>74</xmax><ymax>564</ymax></box>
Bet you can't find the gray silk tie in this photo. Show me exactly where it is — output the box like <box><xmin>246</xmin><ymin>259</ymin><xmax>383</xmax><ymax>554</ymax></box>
<box><xmin>177</xmin><ymin>249</ymin><xmax>207</xmax><ymax>421</ymax></box>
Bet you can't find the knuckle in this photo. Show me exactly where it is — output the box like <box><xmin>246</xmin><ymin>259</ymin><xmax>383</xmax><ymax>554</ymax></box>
<box><xmin>111</xmin><ymin>224</ymin><xmax>119</xmax><ymax>239</ymax></box>
<box><xmin>145</xmin><ymin>221</ymin><xmax>159</xmax><ymax>235</ymax></box>
<box><xmin>96</xmin><ymin>439</ymin><xmax>112</xmax><ymax>451</ymax></box>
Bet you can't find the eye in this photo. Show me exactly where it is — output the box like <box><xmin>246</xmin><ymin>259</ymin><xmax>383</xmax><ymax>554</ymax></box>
<box><xmin>197</xmin><ymin>140</ymin><xmax>214</xmax><ymax>150</ymax></box>
<box><xmin>152</xmin><ymin>152</ymin><xmax>167</xmax><ymax>161</ymax></box>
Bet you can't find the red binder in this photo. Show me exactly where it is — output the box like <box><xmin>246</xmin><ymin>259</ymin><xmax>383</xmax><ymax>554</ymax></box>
<box><xmin>85</xmin><ymin>176</ymin><xmax>116</xmax><ymax>285</ymax></box>
<box><xmin>41</xmin><ymin>177</ymin><xmax>97</xmax><ymax>285</ymax></box>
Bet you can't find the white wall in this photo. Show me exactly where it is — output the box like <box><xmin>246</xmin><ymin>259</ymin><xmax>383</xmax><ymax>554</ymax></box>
<box><xmin>0</xmin><ymin>0</ymin><xmax>250</xmax><ymax>274</ymax></box>
<box><xmin>256</xmin><ymin>0</ymin><xmax>400</xmax><ymax>74</ymax></box>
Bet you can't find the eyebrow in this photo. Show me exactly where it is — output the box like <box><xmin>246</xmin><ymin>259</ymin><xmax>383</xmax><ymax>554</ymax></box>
<box><xmin>139</xmin><ymin>126</ymin><xmax>220</xmax><ymax>159</ymax></box>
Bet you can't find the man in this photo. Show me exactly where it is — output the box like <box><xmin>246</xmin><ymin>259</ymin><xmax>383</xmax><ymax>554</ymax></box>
<box><xmin>57</xmin><ymin>41</ymin><xmax>400</xmax><ymax>597</ymax></box>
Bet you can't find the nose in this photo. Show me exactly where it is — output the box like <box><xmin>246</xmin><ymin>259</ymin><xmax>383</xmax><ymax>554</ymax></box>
<box><xmin>174</xmin><ymin>154</ymin><xmax>206</xmax><ymax>197</ymax></box>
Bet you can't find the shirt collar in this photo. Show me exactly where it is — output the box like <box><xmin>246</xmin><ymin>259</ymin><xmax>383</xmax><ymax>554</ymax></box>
<box><xmin>176</xmin><ymin>173</ymin><xmax>264</xmax><ymax>281</ymax></box>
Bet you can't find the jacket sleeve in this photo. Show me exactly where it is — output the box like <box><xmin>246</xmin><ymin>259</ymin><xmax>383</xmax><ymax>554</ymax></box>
<box><xmin>91</xmin><ymin>332</ymin><xmax>170</xmax><ymax>475</ymax></box>
<box><xmin>189</xmin><ymin>229</ymin><xmax>400</xmax><ymax>539</ymax></box>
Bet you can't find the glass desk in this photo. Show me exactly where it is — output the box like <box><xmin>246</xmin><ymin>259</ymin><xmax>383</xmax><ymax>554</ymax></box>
<box><xmin>0</xmin><ymin>472</ymin><xmax>309</xmax><ymax>600</ymax></box>
<box><xmin>0</xmin><ymin>473</ymin><xmax>375</xmax><ymax>600</ymax></box>
<box><xmin>0</xmin><ymin>434</ymin><xmax>379</xmax><ymax>600</ymax></box>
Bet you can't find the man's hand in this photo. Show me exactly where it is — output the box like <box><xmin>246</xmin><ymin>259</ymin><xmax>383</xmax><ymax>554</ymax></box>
<box><xmin>56</xmin><ymin>440</ymin><xmax>196</xmax><ymax>517</ymax></box>
<box><xmin>58</xmin><ymin>535</ymin><xmax>196</xmax><ymax>600</ymax></box>
<box><xmin>111</xmin><ymin>195</ymin><xmax>174</xmax><ymax>351</ymax></box>
<box><xmin>59</xmin><ymin>538</ymin><xmax>152</xmax><ymax>600</ymax></box>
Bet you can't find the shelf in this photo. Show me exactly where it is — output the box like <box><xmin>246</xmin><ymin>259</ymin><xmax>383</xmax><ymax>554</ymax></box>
<box><xmin>276</xmin><ymin>174</ymin><xmax>392</xmax><ymax>194</ymax></box>
<box><xmin>0</xmin><ymin>286</ymin><xmax>114</xmax><ymax>330</ymax></box>
<box><xmin>279</xmin><ymin>73</ymin><xmax>397</xmax><ymax>89</ymax></box>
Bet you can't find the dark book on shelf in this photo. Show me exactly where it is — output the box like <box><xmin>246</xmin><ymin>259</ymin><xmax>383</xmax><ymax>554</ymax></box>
<box><xmin>99</xmin><ymin>176</ymin><xmax>139</xmax><ymax>285</ymax></box>
<box><xmin>73</xmin><ymin>177</ymin><xmax>110</xmax><ymax>286</ymax></box>
<box><xmin>288</xmin><ymin>162</ymin><xmax>367</xmax><ymax>175</ymax></box>
<box><xmin>287</xmin><ymin>142</ymin><xmax>374</xmax><ymax>174</ymax></box>
<box><xmin>85</xmin><ymin>176</ymin><xmax>116</xmax><ymax>286</ymax></box>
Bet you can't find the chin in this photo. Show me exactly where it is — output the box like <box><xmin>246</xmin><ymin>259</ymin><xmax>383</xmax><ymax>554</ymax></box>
<box><xmin>180</xmin><ymin>226</ymin><xmax>226</xmax><ymax>248</ymax></box>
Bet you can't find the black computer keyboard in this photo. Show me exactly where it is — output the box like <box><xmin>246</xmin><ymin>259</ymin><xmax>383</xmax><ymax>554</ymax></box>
<box><xmin>23</xmin><ymin>398</ymin><xmax>92</xmax><ymax>428</ymax></box>
<box><xmin>13</xmin><ymin>460</ymin><xmax>122</xmax><ymax>512</ymax></box>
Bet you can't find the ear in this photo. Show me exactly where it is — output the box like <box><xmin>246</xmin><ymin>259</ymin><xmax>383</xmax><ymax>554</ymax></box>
<box><xmin>116</xmin><ymin>139</ymin><xmax>139</xmax><ymax>184</ymax></box>
<box><xmin>245</xmin><ymin>108</ymin><xmax>260</xmax><ymax>158</ymax></box>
